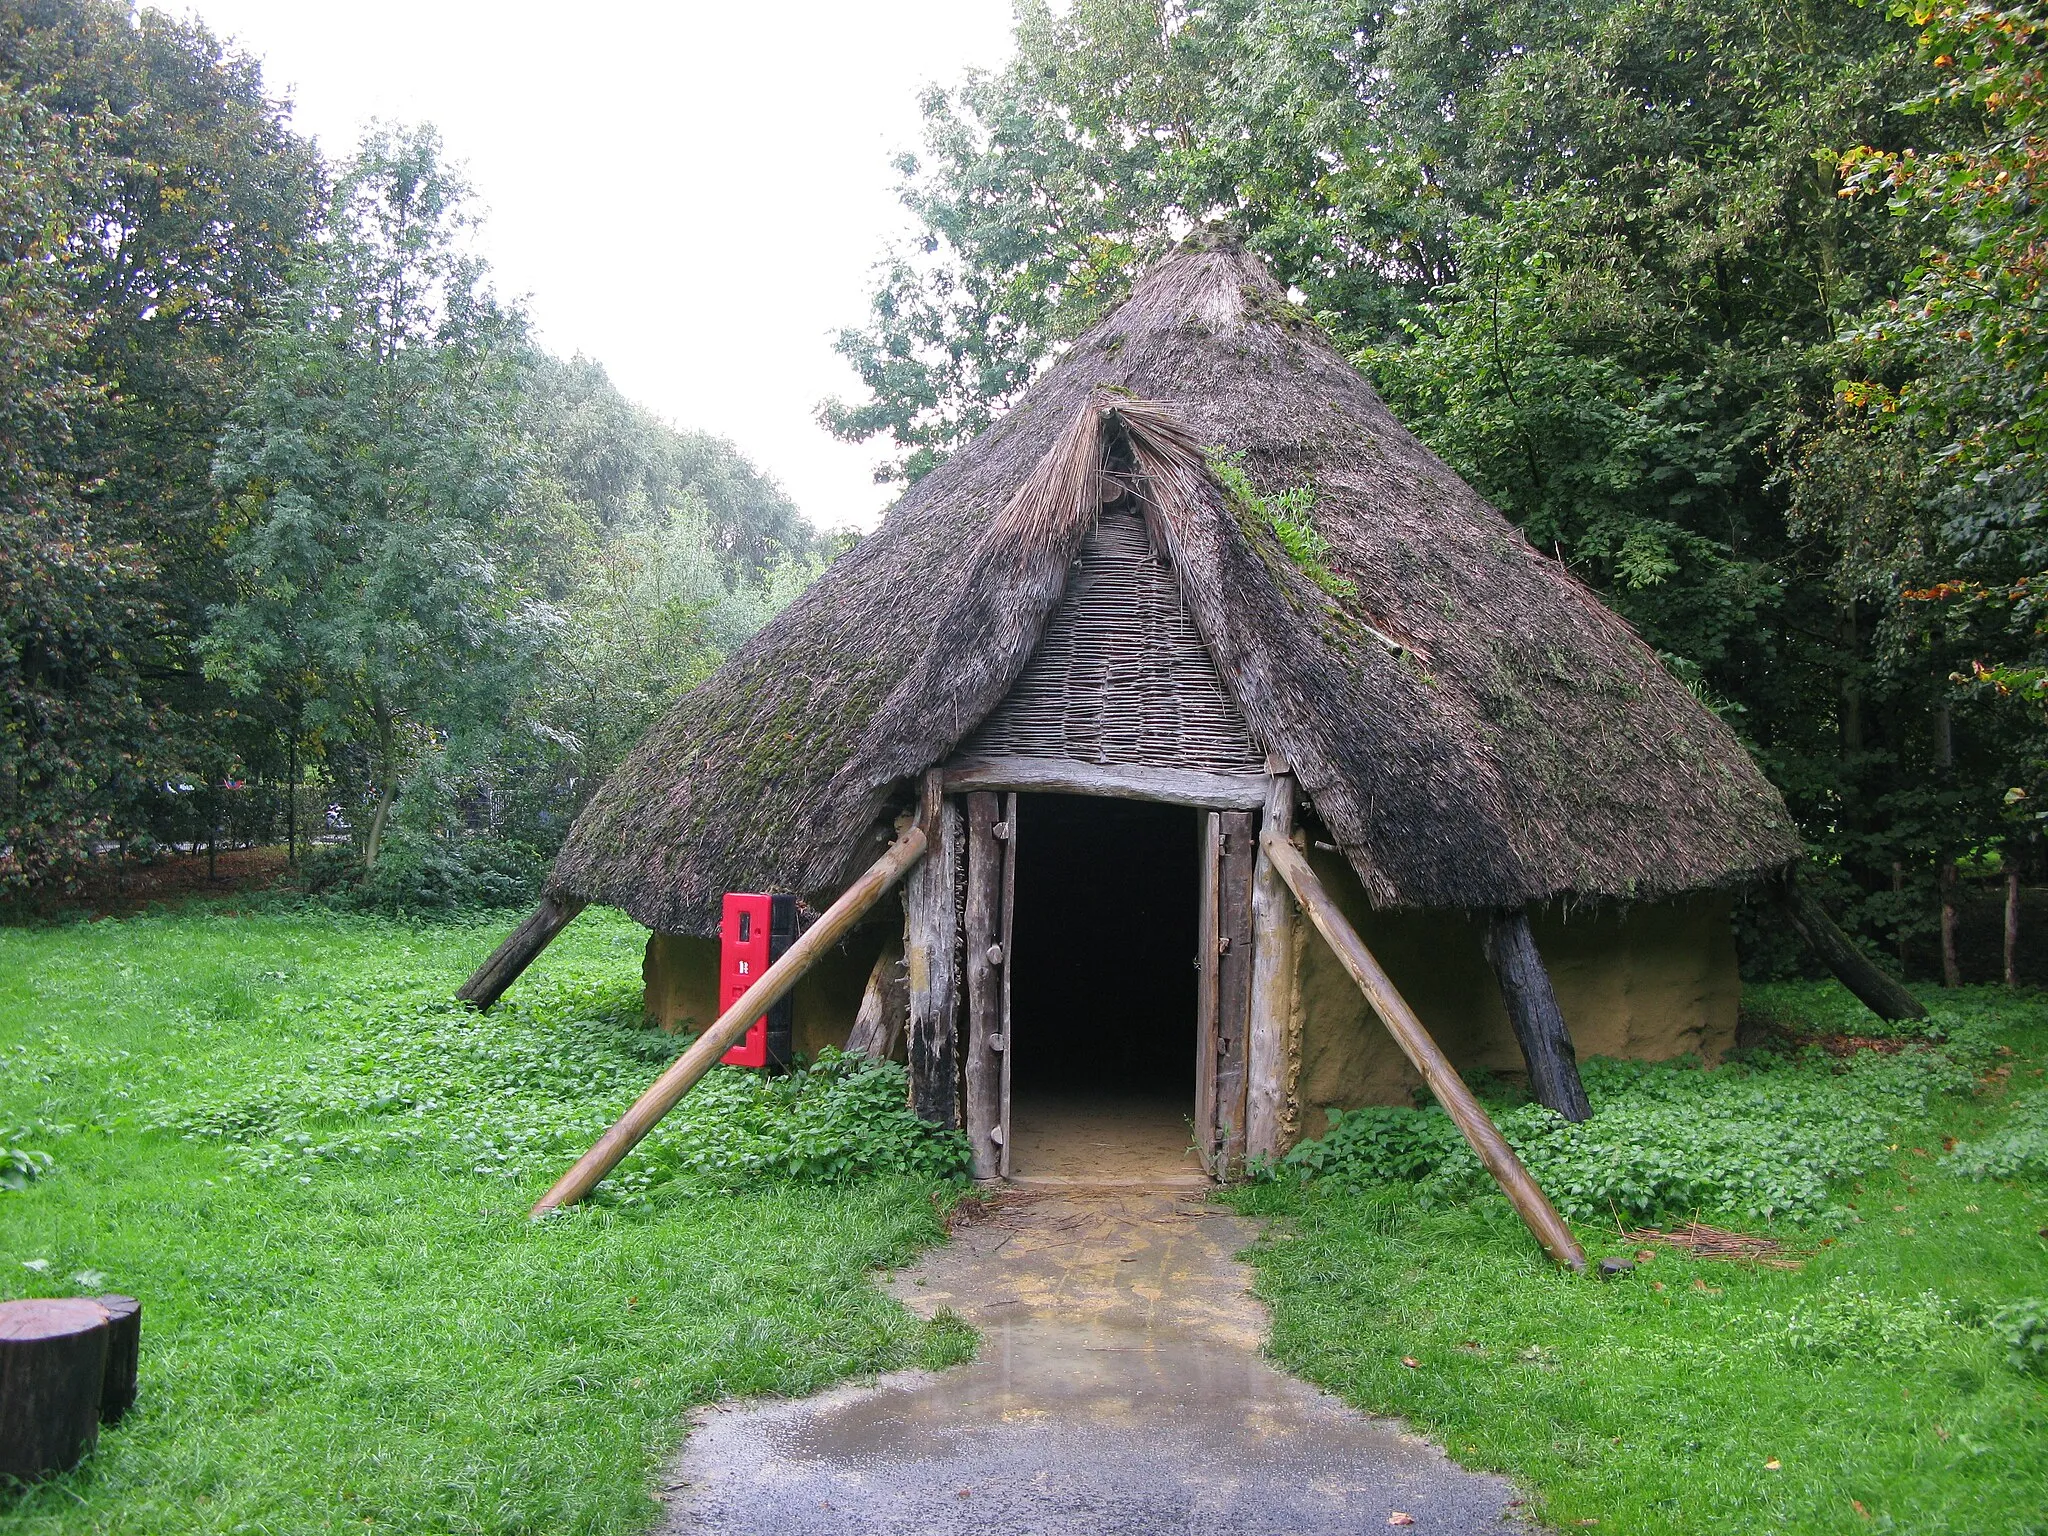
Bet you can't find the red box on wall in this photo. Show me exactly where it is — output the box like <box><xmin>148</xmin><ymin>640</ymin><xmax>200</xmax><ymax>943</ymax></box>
<box><xmin>720</xmin><ymin>892</ymin><xmax>797</xmax><ymax>1069</ymax></box>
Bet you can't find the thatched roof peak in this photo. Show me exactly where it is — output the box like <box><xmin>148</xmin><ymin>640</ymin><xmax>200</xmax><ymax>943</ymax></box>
<box><xmin>549</xmin><ymin>244</ymin><xmax>1800</xmax><ymax>936</ymax></box>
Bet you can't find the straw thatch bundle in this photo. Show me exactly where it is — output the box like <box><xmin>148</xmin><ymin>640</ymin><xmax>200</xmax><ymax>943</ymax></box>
<box><xmin>551</xmin><ymin>239</ymin><xmax>1799</xmax><ymax>936</ymax></box>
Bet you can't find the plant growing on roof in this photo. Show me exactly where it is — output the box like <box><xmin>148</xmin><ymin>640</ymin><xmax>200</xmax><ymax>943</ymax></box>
<box><xmin>1205</xmin><ymin>448</ymin><xmax>1355</xmax><ymax>600</ymax></box>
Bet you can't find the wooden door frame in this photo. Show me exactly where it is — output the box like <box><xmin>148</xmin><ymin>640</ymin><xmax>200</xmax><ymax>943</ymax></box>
<box><xmin>922</xmin><ymin>758</ymin><xmax>1291</xmax><ymax>1182</ymax></box>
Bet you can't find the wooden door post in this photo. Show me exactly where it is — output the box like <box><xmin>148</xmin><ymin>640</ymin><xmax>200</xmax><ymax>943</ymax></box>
<box><xmin>907</xmin><ymin>775</ymin><xmax>963</xmax><ymax>1128</ymax></box>
<box><xmin>1246</xmin><ymin>772</ymin><xmax>1299</xmax><ymax>1163</ymax></box>
<box><xmin>1484</xmin><ymin>909</ymin><xmax>1591</xmax><ymax>1121</ymax></box>
<box><xmin>963</xmin><ymin>791</ymin><xmax>1005</xmax><ymax>1177</ymax></box>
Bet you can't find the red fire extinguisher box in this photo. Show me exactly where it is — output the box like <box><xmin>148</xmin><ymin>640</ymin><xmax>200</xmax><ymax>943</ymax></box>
<box><xmin>719</xmin><ymin>892</ymin><xmax>797</xmax><ymax>1069</ymax></box>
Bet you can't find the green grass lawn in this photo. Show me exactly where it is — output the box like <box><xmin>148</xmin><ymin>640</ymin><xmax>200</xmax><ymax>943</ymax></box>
<box><xmin>1235</xmin><ymin>985</ymin><xmax>2048</xmax><ymax>1534</ymax></box>
<box><xmin>0</xmin><ymin>902</ymin><xmax>968</xmax><ymax>1535</ymax></box>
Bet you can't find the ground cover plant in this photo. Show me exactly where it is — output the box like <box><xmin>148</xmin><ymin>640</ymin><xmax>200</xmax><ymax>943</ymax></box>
<box><xmin>1240</xmin><ymin>982</ymin><xmax>2048</xmax><ymax>1533</ymax></box>
<box><xmin>0</xmin><ymin>901</ymin><xmax>970</xmax><ymax>1535</ymax></box>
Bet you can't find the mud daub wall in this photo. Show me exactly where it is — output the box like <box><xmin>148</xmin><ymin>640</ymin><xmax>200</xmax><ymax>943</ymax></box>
<box><xmin>643</xmin><ymin>918</ymin><xmax>889</xmax><ymax>1061</ymax></box>
<box><xmin>1288</xmin><ymin>847</ymin><xmax>1740</xmax><ymax>1143</ymax></box>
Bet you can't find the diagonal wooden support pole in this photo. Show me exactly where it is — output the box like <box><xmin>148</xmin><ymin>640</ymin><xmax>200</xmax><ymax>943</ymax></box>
<box><xmin>457</xmin><ymin>894</ymin><xmax>587</xmax><ymax>1011</ymax></box>
<box><xmin>529</xmin><ymin>824</ymin><xmax>930</xmax><ymax>1216</ymax></box>
<box><xmin>1260</xmin><ymin>831</ymin><xmax>1587</xmax><ymax>1273</ymax></box>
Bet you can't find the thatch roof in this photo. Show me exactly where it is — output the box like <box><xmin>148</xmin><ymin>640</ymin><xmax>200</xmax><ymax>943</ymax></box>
<box><xmin>551</xmin><ymin>240</ymin><xmax>1800</xmax><ymax>936</ymax></box>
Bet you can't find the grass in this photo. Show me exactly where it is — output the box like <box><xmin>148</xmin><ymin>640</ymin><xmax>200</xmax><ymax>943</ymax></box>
<box><xmin>0</xmin><ymin>901</ymin><xmax>969</xmax><ymax>1535</ymax></box>
<box><xmin>1234</xmin><ymin>982</ymin><xmax>2048</xmax><ymax>1534</ymax></box>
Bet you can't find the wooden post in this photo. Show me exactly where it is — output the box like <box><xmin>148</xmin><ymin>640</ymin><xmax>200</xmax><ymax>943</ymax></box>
<box><xmin>1215</xmin><ymin>811</ymin><xmax>1256</xmax><ymax>1175</ymax></box>
<box><xmin>1246</xmin><ymin>773</ymin><xmax>1298</xmax><ymax>1163</ymax></box>
<box><xmin>906</xmin><ymin>776</ymin><xmax>963</xmax><ymax>1129</ymax></box>
<box><xmin>997</xmin><ymin>792</ymin><xmax>1018</xmax><ymax>1176</ymax></box>
<box><xmin>1941</xmin><ymin>859</ymin><xmax>1961</xmax><ymax>987</ymax></box>
<box><xmin>1483</xmin><ymin>910</ymin><xmax>1591</xmax><ymax>1122</ymax></box>
<box><xmin>2006</xmin><ymin>866</ymin><xmax>2021</xmax><ymax>989</ymax></box>
<box><xmin>1777</xmin><ymin>881</ymin><xmax>1927</xmax><ymax>1021</ymax></box>
<box><xmin>963</xmin><ymin>792</ymin><xmax>1004</xmax><ymax>1178</ymax></box>
<box><xmin>1261</xmin><ymin>832</ymin><xmax>1587</xmax><ymax>1273</ymax></box>
<box><xmin>529</xmin><ymin>825</ymin><xmax>929</xmax><ymax>1215</ymax></box>
<box><xmin>1195</xmin><ymin>813</ymin><xmax>1222</xmax><ymax>1170</ymax></box>
<box><xmin>457</xmin><ymin>894</ymin><xmax>588</xmax><ymax>1011</ymax></box>
<box><xmin>844</xmin><ymin>931</ymin><xmax>908</xmax><ymax>1060</ymax></box>
<box><xmin>0</xmin><ymin>1298</ymin><xmax>111</xmax><ymax>1478</ymax></box>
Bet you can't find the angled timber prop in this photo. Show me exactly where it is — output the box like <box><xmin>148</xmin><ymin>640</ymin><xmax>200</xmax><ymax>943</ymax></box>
<box><xmin>452</xmin><ymin>235</ymin><xmax>1921</xmax><ymax>1253</ymax></box>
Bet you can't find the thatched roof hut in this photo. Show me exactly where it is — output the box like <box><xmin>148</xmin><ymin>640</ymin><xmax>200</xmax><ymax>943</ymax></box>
<box><xmin>546</xmin><ymin>237</ymin><xmax>1802</xmax><ymax>1179</ymax></box>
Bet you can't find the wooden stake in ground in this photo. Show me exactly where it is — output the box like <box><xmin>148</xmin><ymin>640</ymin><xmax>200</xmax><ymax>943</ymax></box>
<box><xmin>0</xmin><ymin>1298</ymin><xmax>111</xmax><ymax>1479</ymax></box>
<box><xmin>906</xmin><ymin>775</ymin><xmax>963</xmax><ymax>1129</ymax></box>
<box><xmin>2006</xmin><ymin>866</ymin><xmax>2021</xmax><ymax>989</ymax></box>
<box><xmin>457</xmin><ymin>894</ymin><xmax>588</xmax><ymax>1011</ymax></box>
<box><xmin>1483</xmin><ymin>910</ymin><xmax>1591</xmax><ymax>1122</ymax></box>
<box><xmin>1776</xmin><ymin>881</ymin><xmax>1927</xmax><ymax>1022</ymax></box>
<box><xmin>529</xmin><ymin>825</ymin><xmax>930</xmax><ymax>1216</ymax></box>
<box><xmin>1259</xmin><ymin>831</ymin><xmax>1587</xmax><ymax>1273</ymax></box>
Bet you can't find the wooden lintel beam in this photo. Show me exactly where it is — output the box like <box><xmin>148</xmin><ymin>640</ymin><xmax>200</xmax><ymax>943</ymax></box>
<box><xmin>941</xmin><ymin>755</ymin><xmax>1268</xmax><ymax>810</ymax></box>
<box><xmin>1260</xmin><ymin>830</ymin><xmax>1588</xmax><ymax>1273</ymax></box>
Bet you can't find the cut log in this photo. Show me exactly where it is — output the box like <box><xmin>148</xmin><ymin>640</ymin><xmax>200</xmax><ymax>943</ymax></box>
<box><xmin>906</xmin><ymin>781</ymin><xmax>963</xmax><ymax>1129</ymax></box>
<box><xmin>1262</xmin><ymin>831</ymin><xmax>1588</xmax><ymax>1272</ymax></box>
<box><xmin>844</xmin><ymin>933</ymin><xmax>908</xmax><ymax>1061</ymax></box>
<box><xmin>1483</xmin><ymin>910</ymin><xmax>1591</xmax><ymax>1122</ymax></box>
<box><xmin>0</xmin><ymin>1298</ymin><xmax>110</xmax><ymax>1479</ymax></box>
<box><xmin>963</xmin><ymin>792</ymin><xmax>1004</xmax><ymax>1178</ymax></box>
<box><xmin>1777</xmin><ymin>881</ymin><xmax>1927</xmax><ymax>1022</ymax></box>
<box><xmin>528</xmin><ymin>824</ymin><xmax>929</xmax><ymax>1215</ymax></box>
<box><xmin>94</xmin><ymin>1295</ymin><xmax>140</xmax><ymax>1427</ymax></box>
<box><xmin>456</xmin><ymin>894</ymin><xmax>587</xmax><ymax>1011</ymax></box>
<box><xmin>1246</xmin><ymin>774</ymin><xmax>1298</xmax><ymax>1163</ymax></box>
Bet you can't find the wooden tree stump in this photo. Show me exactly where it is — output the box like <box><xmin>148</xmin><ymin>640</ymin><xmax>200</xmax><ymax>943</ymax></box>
<box><xmin>94</xmin><ymin>1296</ymin><xmax>141</xmax><ymax>1427</ymax></box>
<box><xmin>0</xmin><ymin>1298</ymin><xmax>110</xmax><ymax>1479</ymax></box>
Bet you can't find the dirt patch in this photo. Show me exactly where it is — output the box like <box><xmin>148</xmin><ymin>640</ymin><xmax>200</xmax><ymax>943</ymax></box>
<box><xmin>14</xmin><ymin>846</ymin><xmax>296</xmax><ymax>920</ymax></box>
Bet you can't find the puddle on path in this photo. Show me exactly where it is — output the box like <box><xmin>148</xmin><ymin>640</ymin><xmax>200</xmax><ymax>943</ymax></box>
<box><xmin>660</xmin><ymin>1191</ymin><xmax>1524</xmax><ymax>1535</ymax></box>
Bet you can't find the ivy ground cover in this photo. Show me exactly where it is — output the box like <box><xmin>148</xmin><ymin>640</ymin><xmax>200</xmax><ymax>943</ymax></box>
<box><xmin>0</xmin><ymin>904</ymin><xmax>969</xmax><ymax>1535</ymax></box>
<box><xmin>1239</xmin><ymin>984</ymin><xmax>2048</xmax><ymax>1534</ymax></box>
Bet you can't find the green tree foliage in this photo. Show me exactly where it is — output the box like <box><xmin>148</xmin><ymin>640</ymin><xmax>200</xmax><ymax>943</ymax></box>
<box><xmin>205</xmin><ymin>125</ymin><xmax>561</xmax><ymax>868</ymax></box>
<box><xmin>0</xmin><ymin>80</ymin><xmax>162</xmax><ymax>894</ymax></box>
<box><xmin>827</xmin><ymin>0</ymin><xmax>2045</xmax><ymax>972</ymax></box>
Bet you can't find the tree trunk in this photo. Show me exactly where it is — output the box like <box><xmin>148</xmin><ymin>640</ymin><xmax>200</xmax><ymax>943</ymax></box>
<box><xmin>1483</xmin><ymin>909</ymin><xmax>1591</xmax><ymax>1121</ymax></box>
<box><xmin>1778</xmin><ymin>881</ymin><xmax>1927</xmax><ymax>1021</ymax></box>
<box><xmin>0</xmin><ymin>1298</ymin><xmax>110</xmax><ymax>1479</ymax></box>
<box><xmin>2006</xmin><ymin>867</ymin><xmax>2021</xmax><ymax>989</ymax></box>
<box><xmin>286</xmin><ymin>728</ymin><xmax>298</xmax><ymax>868</ymax></box>
<box><xmin>363</xmin><ymin>782</ymin><xmax>396</xmax><ymax>870</ymax></box>
<box><xmin>94</xmin><ymin>1295</ymin><xmax>140</xmax><ymax>1427</ymax></box>
<box><xmin>1940</xmin><ymin>859</ymin><xmax>1961</xmax><ymax>987</ymax></box>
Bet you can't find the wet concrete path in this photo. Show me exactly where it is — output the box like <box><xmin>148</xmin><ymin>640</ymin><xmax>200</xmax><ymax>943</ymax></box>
<box><xmin>661</xmin><ymin>1191</ymin><xmax>1524</xmax><ymax>1534</ymax></box>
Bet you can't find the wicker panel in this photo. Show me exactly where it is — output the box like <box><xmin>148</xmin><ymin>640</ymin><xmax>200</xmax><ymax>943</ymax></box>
<box><xmin>965</xmin><ymin>506</ymin><xmax>1265</xmax><ymax>772</ymax></box>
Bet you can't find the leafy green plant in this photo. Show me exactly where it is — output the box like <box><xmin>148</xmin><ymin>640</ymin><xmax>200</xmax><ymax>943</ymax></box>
<box><xmin>1990</xmin><ymin>1297</ymin><xmax>2048</xmax><ymax>1375</ymax></box>
<box><xmin>1278</xmin><ymin>1045</ymin><xmax>1982</xmax><ymax>1222</ymax></box>
<box><xmin>1776</xmin><ymin>1280</ymin><xmax>1958</xmax><ymax>1364</ymax></box>
<box><xmin>1</xmin><ymin>1129</ymin><xmax>53</xmax><ymax>1191</ymax></box>
<box><xmin>1945</xmin><ymin>1092</ymin><xmax>2048</xmax><ymax>1182</ymax></box>
<box><xmin>1205</xmin><ymin>450</ymin><xmax>1355</xmax><ymax>599</ymax></box>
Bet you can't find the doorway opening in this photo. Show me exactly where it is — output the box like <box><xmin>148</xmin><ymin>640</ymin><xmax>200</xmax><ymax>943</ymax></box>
<box><xmin>1006</xmin><ymin>792</ymin><xmax>1205</xmax><ymax>1182</ymax></box>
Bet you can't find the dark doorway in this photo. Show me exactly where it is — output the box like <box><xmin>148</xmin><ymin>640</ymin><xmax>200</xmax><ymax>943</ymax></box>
<box><xmin>1006</xmin><ymin>793</ymin><xmax>1203</xmax><ymax>1180</ymax></box>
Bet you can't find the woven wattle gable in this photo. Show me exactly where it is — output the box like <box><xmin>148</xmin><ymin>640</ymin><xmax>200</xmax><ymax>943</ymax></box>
<box><xmin>959</xmin><ymin>504</ymin><xmax>1265</xmax><ymax>775</ymax></box>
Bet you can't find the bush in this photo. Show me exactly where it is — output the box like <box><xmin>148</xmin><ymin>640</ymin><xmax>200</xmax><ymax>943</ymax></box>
<box><xmin>1990</xmin><ymin>1298</ymin><xmax>2048</xmax><ymax>1375</ymax></box>
<box><xmin>1276</xmin><ymin>1045</ymin><xmax>1980</xmax><ymax>1223</ymax></box>
<box><xmin>1944</xmin><ymin>1092</ymin><xmax>2048</xmax><ymax>1182</ymax></box>
<box><xmin>307</xmin><ymin>829</ymin><xmax>548</xmax><ymax>916</ymax></box>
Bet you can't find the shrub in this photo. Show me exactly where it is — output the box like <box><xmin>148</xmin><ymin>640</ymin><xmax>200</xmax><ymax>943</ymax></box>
<box><xmin>1990</xmin><ymin>1298</ymin><xmax>2048</xmax><ymax>1375</ymax></box>
<box><xmin>1277</xmin><ymin>1045</ymin><xmax>1979</xmax><ymax>1223</ymax></box>
<box><xmin>309</xmin><ymin>829</ymin><xmax>548</xmax><ymax>916</ymax></box>
<box><xmin>1943</xmin><ymin>1092</ymin><xmax>2048</xmax><ymax>1182</ymax></box>
<box><xmin>1777</xmin><ymin>1280</ymin><xmax>1958</xmax><ymax>1364</ymax></box>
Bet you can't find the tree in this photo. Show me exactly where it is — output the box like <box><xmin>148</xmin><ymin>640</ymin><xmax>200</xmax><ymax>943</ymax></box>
<box><xmin>0</xmin><ymin>80</ymin><xmax>163</xmax><ymax>894</ymax></box>
<box><xmin>206</xmin><ymin>125</ymin><xmax>558</xmax><ymax>868</ymax></box>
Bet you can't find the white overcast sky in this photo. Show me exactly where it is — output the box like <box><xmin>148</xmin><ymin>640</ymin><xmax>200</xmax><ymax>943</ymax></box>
<box><xmin>174</xmin><ymin>1</ymin><xmax>1017</xmax><ymax>531</ymax></box>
